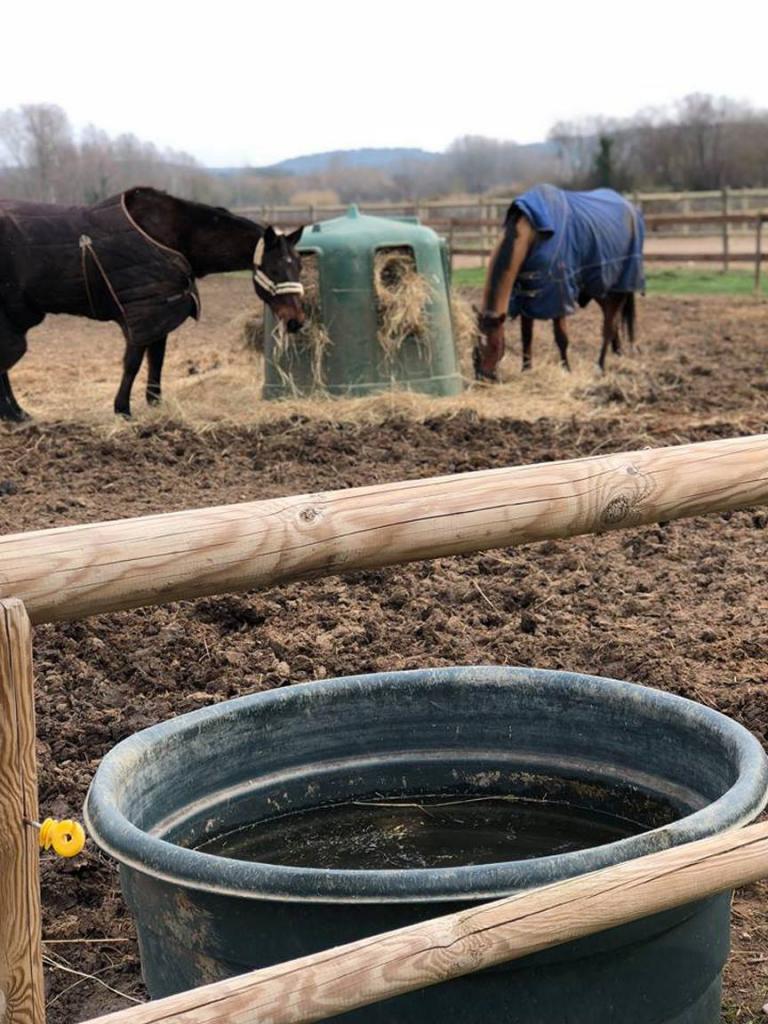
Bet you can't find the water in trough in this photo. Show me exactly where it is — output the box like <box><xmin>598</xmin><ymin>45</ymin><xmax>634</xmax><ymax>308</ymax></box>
<box><xmin>195</xmin><ymin>792</ymin><xmax>665</xmax><ymax>870</ymax></box>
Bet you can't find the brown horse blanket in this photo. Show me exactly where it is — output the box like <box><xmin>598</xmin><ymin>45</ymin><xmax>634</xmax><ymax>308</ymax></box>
<box><xmin>0</xmin><ymin>192</ymin><xmax>200</xmax><ymax>348</ymax></box>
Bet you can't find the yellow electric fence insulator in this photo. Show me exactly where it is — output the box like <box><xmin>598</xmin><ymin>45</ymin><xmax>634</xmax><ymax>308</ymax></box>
<box><xmin>38</xmin><ymin>818</ymin><xmax>86</xmax><ymax>858</ymax></box>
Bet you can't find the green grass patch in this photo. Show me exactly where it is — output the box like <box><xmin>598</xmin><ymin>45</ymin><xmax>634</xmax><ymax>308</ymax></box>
<box><xmin>452</xmin><ymin>266</ymin><xmax>761</xmax><ymax>295</ymax></box>
<box><xmin>452</xmin><ymin>267</ymin><xmax>487</xmax><ymax>289</ymax></box>
<box><xmin>644</xmin><ymin>268</ymin><xmax>758</xmax><ymax>295</ymax></box>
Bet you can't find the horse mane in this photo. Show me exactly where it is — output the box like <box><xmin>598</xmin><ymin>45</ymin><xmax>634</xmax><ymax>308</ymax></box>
<box><xmin>121</xmin><ymin>188</ymin><xmax>269</xmax><ymax>275</ymax></box>
<box><xmin>122</xmin><ymin>186</ymin><xmax>265</xmax><ymax>233</ymax></box>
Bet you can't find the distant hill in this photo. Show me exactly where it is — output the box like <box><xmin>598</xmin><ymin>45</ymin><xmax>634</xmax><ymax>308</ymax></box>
<box><xmin>209</xmin><ymin>142</ymin><xmax>557</xmax><ymax>178</ymax></box>
<box><xmin>262</xmin><ymin>148</ymin><xmax>441</xmax><ymax>176</ymax></box>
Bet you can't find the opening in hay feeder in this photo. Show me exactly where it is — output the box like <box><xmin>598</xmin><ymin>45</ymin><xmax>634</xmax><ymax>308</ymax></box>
<box><xmin>262</xmin><ymin>206</ymin><xmax>464</xmax><ymax>399</ymax></box>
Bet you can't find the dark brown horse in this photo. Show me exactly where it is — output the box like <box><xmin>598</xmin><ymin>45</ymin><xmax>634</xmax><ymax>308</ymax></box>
<box><xmin>473</xmin><ymin>185</ymin><xmax>643</xmax><ymax>381</ymax></box>
<box><xmin>0</xmin><ymin>187</ymin><xmax>304</xmax><ymax>420</ymax></box>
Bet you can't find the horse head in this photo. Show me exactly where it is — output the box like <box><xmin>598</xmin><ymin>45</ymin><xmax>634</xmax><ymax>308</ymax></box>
<box><xmin>473</xmin><ymin>309</ymin><xmax>506</xmax><ymax>382</ymax></box>
<box><xmin>253</xmin><ymin>226</ymin><xmax>305</xmax><ymax>333</ymax></box>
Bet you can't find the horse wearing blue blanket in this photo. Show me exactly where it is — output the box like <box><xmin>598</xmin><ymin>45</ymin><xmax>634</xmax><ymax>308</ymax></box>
<box><xmin>474</xmin><ymin>184</ymin><xmax>645</xmax><ymax>381</ymax></box>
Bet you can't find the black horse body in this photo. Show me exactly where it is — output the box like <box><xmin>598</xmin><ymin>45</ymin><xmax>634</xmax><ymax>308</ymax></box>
<box><xmin>0</xmin><ymin>187</ymin><xmax>303</xmax><ymax>419</ymax></box>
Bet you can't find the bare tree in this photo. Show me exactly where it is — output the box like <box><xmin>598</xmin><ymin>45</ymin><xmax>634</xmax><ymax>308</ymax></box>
<box><xmin>0</xmin><ymin>104</ymin><xmax>216</xmax><ymax>204</ymax></box>
<box><xmin>20</xmin><ymin>104</ymin><xmax>74</xmax><ymax>200</ymax></box>
<box><xmin>551</xmin><ymin>94</ymin><xmax>768</xmax><ymax>191</ymax></box>
<box><xmin>79</xmin><ymin>125</ymin><xmax>116</xmax><ymax>202</ymax></box>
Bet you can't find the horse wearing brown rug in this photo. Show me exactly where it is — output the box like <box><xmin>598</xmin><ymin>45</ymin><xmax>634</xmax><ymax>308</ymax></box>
<box><xmin>474</xmin><ymin>184</ymin><xmax>644</xmax><ymax>381</ymax></box>
<box><xmin>0</xmin><ymin>187</ymin><xmax>304</xmax><ymax>419</ymax></box>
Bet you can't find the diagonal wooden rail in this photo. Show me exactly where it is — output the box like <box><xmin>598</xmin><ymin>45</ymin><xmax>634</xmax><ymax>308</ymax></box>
<box><xmin>1</xmin><ymin>432</ymin><xmax>767</xmax><ymax>625</ymax></box>
<box><xmin>81</xmin><ymin>819</ymin><xmax>768</xmax><ymax>1024</ymax></box>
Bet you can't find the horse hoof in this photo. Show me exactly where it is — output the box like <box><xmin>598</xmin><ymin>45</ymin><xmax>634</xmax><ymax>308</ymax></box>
<box><xmin>146</xmin><ymin>392</ymin><xmax>162</xmax><ymax>407</ymax></box>
<box><xmin>0</xmin><ymin>406</ymin><xmax>30</xmax><ymax>423</ymax></box>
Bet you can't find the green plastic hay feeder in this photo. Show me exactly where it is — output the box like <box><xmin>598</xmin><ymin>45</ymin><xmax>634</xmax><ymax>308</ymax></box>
<box><xmin>263</xmin><ymin>206</ymin><xmax>463</xmax><ymax>399</ymax></box>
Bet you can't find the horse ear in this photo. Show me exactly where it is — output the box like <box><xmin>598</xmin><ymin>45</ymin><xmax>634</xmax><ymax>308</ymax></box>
<box><xmin>264</xmin><ymin>225</ymin><xmax>277</xmax><ymax>245</ymax></box>
<box><xmin>286</xmin><ymin>226</ymin><xmax>304</xmax><ymax>247</ymax></box>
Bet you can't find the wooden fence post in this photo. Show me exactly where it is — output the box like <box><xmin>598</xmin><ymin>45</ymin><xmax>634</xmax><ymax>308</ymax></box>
<box><xmin>754</xmin><ymin>216</ymin><xmax>764</xmax><ymax>294</ymax></box>
<box><xmin>478</xmin><ymin>197</ymin><xmax>486</xmax><ymax>268</ymax></box>
<box><xmin>721</xmin><ymin>187</ymin><xmax>730</xmax><ymax>272</ymax></box>
<box><xmin>0</xmin><ymin>598</ymin><xmax>44</xmax><ymax>1024</ymax></box>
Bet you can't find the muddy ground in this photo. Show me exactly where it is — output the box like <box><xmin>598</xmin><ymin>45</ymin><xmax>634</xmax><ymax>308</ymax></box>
<box><xmin>1</xmin><ymin>280</ymin><xmax>767</xmax><ymax>1022</ymax></box>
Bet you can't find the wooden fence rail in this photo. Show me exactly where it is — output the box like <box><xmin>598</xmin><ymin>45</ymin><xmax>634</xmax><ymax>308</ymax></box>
<box><xmin>233</xmin><ymin>187</ymin><xmax>768</xmax><ymax>223</ymax></box>
<box><xmin>239</xmin><ymin>200</ymin><xmax>767</xmax><ymax>280</ymax></box>
<box><xmin>1</xmin><ymin>433</ymin><xmax>768</xmax><ymax>625</ymax></box>
<box><xmin>451</xmin><ymin>248</ymin><xmax>759</xmax><ymax>262</ymax></box>
<box><xmin>426</xmin><ymin>211</ymin><xmax>768</xmax><ymax>231</ymax></box>
<box><xmin>443</xmin><ymin>211</ymin><xmax>767</xmax><ymax>284</ymax></box>
<box><xmin>82</xmin><ymin>819</ymin><xmax>768</xmax><ymax>1024</ymax></box>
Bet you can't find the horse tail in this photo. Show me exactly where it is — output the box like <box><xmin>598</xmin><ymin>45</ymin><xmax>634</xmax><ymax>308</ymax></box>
<box><xmin>622</xmin><ymin>292</ymin><xmax>636</xmax><ymax>345</ymax></box>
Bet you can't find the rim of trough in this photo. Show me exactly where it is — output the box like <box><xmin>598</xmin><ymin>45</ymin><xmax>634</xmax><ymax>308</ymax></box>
<box><xmin>84</xmin><ymin>666</ymin><xmax>768</xmax><ymax>903</ymax></box>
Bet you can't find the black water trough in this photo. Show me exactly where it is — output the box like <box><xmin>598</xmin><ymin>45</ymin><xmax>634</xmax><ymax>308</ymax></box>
<box><xmin>85</xmin><ymin>667</ymin><xmax>768</xmax><ymax>1023</ymax></box>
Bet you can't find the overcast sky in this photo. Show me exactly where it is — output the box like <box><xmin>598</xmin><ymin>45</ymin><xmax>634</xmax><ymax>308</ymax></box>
<box><xmin>3</xmin><ymin>0</ymin><xmax>768</xmax><ymax>167</ymax></box>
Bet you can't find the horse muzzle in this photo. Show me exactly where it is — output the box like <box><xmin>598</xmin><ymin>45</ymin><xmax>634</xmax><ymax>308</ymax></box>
<box><xmin>472</xmin><ymin>346</ymin><xmax>499</xmax><ymax>383</ymax></box>
<box><xmin>270</xmin><ymin>296</ymin><xmax>305</xmax><ymax>333</ymax></box>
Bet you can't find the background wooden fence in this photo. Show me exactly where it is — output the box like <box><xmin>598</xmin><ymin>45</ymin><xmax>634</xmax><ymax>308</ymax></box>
<box><xmin>234</xmin><ymin>188</ymin><xmax>768</xmax><ymax>284</ymax></box>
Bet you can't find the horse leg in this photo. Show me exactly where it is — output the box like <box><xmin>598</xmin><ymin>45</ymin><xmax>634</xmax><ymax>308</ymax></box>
<box><xmin>597</xmin><ymin>297</ymin><xmax>621</xmax><ymax>372</ymax></box>
<box><xmin>610</xmin><ymin>296</ymin><xmax>624</xmax><ymax>354</ymax></box>
<box><xmin>0</xmin><ymin>327</ymin><xmax>29</xmax><ymax>422</ymax></box>
<box><xmin>145</xmin><ymin>336</ymin><xmax>167</xmax><ymax>406</ymax></box>
<box><xmin>552</xmin><ymin>317</ymin><xmax>571</xmax><ymax>371</ymax></box>
<box><xmin>0</xmin><ymin>373</ymin><xmax>29</xmax><ymax>422</ymax></box>
<box><xmin>114</xmin><ymin>343</ymin><xmax>146</xmax><ymax>418</ymax></box>
<box><xmin>521</xmin><ymin>316</ymin><xmax>534</xmax><ymax>371</ymax></box>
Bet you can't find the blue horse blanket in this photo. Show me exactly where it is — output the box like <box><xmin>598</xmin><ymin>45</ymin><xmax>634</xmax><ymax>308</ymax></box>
<box><xmin>506</xmin><ymin>184</ymin><xmax>644</xmax><ymax>320</ymax></box>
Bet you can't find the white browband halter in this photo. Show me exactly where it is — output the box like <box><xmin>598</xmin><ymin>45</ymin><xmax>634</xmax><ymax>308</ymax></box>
<box><xmin>252</xmin><ymin>234</ymin><xmax>305</xmax><ymax>297</ymax></box>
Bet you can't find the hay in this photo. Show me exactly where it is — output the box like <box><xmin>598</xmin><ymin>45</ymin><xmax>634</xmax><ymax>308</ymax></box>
<box><xmin>267</xmin><ymin>255</ymin><xmax>331</xmax><ymax>393</ymax></box>
<box><xmin>233</xmin><ymin>308</ymin><xmax>264</xmax><ymax>352</ymax></box>
<box><xmin>450</xmin><ymin>291</ymin><xmax>480</xmax><ymax>374</ymax></box>
<box><xmin>373</xmin><ymin>249</ymin><xmax>433</xmax><ymax>365</ymax></box>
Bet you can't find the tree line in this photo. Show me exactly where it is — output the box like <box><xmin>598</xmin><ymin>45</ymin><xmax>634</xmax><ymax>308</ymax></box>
<box><xmin>0</xmin><ymin>104</ymin><xmax>214</xmax><ymax>205</ymax></box>
<box><xmin>551</xmin><ymin>94</ymin><xmax>768</xmax><ymax>192</ymax></box>
<box><xmin>2</xmin><ymin>95</ymin><xmax>767</xmax><ymax>209</ymax></box>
